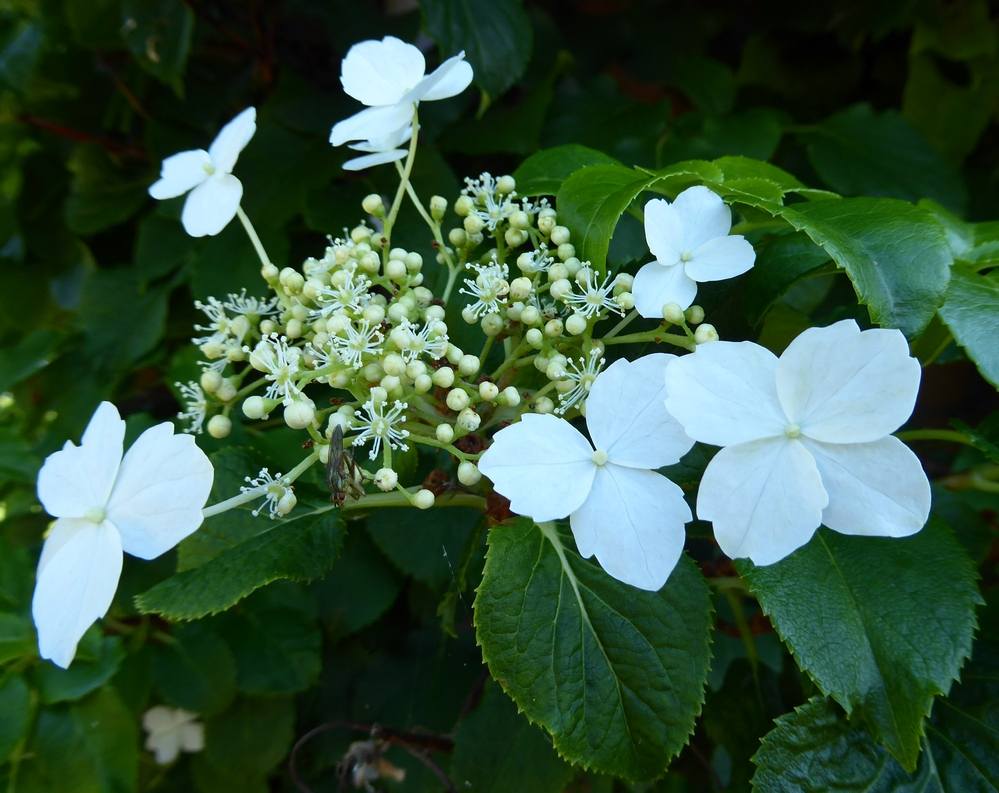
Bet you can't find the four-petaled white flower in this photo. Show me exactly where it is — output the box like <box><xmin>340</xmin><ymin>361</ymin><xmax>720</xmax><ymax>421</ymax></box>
<box><xmin>460</xmin><ymin>259</ymin><xmax>510</xmax><ymax>320</ymax></box>
<box><xmin>633</xmin><ymin>186</ymin><xmax>755</xmax><ymax>317</ymax></box>
<box><xmin>149</xmin><ymin>107</ymin><xmax>256</xmax><ymax>238</ymax></box>
<box><xmin>33</xmin><ymin>403</ymin><xmax>213</xmax><ymax>668</ymax></box>
<box><xmin>556</xmin><ymin>348</ymin><xmax>606</xmax><ymax>415</ymax></box>
<box><xmin>343</xmin><ymin>124</ymin><xmax>413</xmax><ymax>172</ymax></box>
<box><xmin>480</xmin><ymin>355</ymin><xmax>694</xmax><ymax>590</ymax></box>
<box><xmin>331</xmin><ymin>320</ymin><xmax>384</xmax><ymax>369</ymax></box>
<box><xmin>352</xmin><ymin>400</ymin><xmax>411</xmax><ymax>461</ymax></box>
<box><xmin>143</xmin><ymin>706</ymin><xmax>205</xmax><ymax>765</ymax></box>
<box><xmin>330</xmin><ymin>36</ymin><xmax>473</xmax><ymax>149</ymax></box>
<box><xmin>562</xmin><ymin>269</ymin><xmax>624</xmax><ymax>318</ymax></box>
<box><xmin>664</xmin><ymin>320</ymin><xmax>931</xmax><ymax>565</ymax></box>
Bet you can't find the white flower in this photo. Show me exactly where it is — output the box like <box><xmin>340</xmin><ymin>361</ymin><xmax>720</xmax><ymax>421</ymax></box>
<box><xmin>343</xmin><ymin>124</ymin><xmax>413</xmax><ymax>172</ymax></box>
<box><xmin>223</xmin><ymin>289</ymin><xmax>278</xmax><ymax>318</ymax></box>
<box><xmin>249</xmin><ymin>334</ymin><xmax>304</xmax><ymax>405</ymax></box>
<box><xmin>352</xmin><ymin>400</ymin><xmax>410</xmax><ymax>460</ymax></box>
<box><xmin>479</xmin><ymin>355</ymin><xmax>694</xmax><ymax>590</ymax></box>
<box><xmin>330</xmin><ymin>320</ymin><xmax>384</xmax><ymax>370</ymax></box>
<box><xmin>312</xmin><ymin>271</ymin><xmax>372</xmax><ymax>318</ymax></box>
<box><xmin>556</xmin><ymin>348</ymin><xmax>605</xmax><ymax>415</ymax></box>
<box><xmin>459</xmin><ymin>258</ymin><xmax>510</xmax><ymax>320</ymax></box>
<box><xmin>149</xmin><ymin>107</ymin><xmax>256</xmax><ymax>238</ymax></box>
<box><xmin>175</xmin><ymin>381</ymin><xmax>208</xmax><ymax>434</ymax></box>
<box><xmin>241</xmin><ymin>468</ymin><xmax>294</xmax><ymax>518</ymax></box>
<box><xmin>664</xmin><ymin>320</ymin><xmax>931</xmax><ymax>566</ymax></box>
<box><xmin>562</xmin><ymin>269</ymin><xmax>624</xmax><ymax>318</ymax></box>
<box><xmin>143</xmin><ymin>707</ymin><xmax>205</xmax><ymax>765</ymax></box>
<box><xmin>399</xmin><ymin>320</ymin><xmax>448</xmax><ymax>362</ymax></box>
<box><xmin>32</xmin><ymin>403</ymin><xmax>213</xmax><ymax>668</ymax></box>
<box><xmin>193</xmin><ymin>296</ymin><xmax>233</xmax><ymax>346</ymax></box>
<box><xmin>463</xmin><ymin>172</ymin><xmax>517</xmax><ymax>230</ymax></box>
<box><xmin>633</xmin><ymin>186</ymin><xmax>755</xmax><ymax>317</ymax></box>
<box><xmin>330</xmin><ymin>37</ymin><xmax>473</xmax><ymax>147</ymax></box>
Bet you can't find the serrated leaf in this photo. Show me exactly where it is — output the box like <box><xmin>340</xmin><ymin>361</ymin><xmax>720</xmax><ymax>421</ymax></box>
<box><xmin>781</xmin><ymin>197</ymin><xmax>952</xmax><ymax>337</ymax></box>
<box><xmin>738</xmin><ymin>522</ymin><xmax>980</xmax><ymax>770</ymax></box>
<box><xmin>423</xmin><ymin>0</ymin><xmax>532</xmax><ymax>98</ymax></box>
<box><xmin>198</xmin><ymin>696</ymin><xmax>294</xmax><ymax>782</ymax></box>
<box><xmin>513</xmin><ymin>145</ymin><xmax>620</xmax><ymax>196</ymax></box>
<box><xmin>474</xmin><ymin>519</ymin><xmax>713</xmax><ymax>781</ymax></box>
<box><xmin>451</xmin><ymin>681</ymin><xmax>574</xmax><ymax>793</ymax></box>
<box><xmin>741</xmin><ymin>232</ymin><xmax>833</xmax><ymax>325</ymax></box>
<box><xmin>135</xmin><ymin>508</ymin><xmax>344</xmax><ymax>620</ymax></box>
<box><xmin>938</xmin><ymin>268</ymin><xmax>999</xmax><ymax>388</ymax></box>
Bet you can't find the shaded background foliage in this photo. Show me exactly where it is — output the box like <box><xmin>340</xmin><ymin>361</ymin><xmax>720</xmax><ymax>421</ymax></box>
<box><xmin>0</xmin><ymin>0</ymin><xmax>997</xmax><ymax>791</ymax></box>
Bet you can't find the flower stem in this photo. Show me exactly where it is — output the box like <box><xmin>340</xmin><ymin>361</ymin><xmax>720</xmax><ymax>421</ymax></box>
<box><xmin>383</xmin><ymin>109</ymin><xmax>421</xmax><ymax>254</ymax></box>
<box><xmin>603</xmin><ymin>309</ymin><xmax>639</xmax><ymax>339</ymax></box>
<box><xmin>201</xmin><ymin>451</ymin><xmax>319</xmax><ymax>519</ymax></box>
<box><xmin>602</xmin><ymin>329</ymin><xmax>695</xmax><ymax>351</ymax></box>
<box><xmin>236</xmin><ymin>206</ymin><xmax>274</xmax><ymax>269</ymax></box>
<box><xmin>341</xmin><ymin>490</ymin><xmax>486</xmax><ymax>513</ymax></box>
<box><xmin>896</xmin><ymin>429</ymin><xmax>973</xmax><ymax>446</ymax></box>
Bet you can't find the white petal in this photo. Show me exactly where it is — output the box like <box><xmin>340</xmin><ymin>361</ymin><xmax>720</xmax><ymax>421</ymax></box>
<box><xmin>664</xmin><ymin>342</ymin><xmax>787</xmax><ymax>446</ymax></box>
<box><xmin>148</xmin><ymin>150</ymin><xmax>210</xmax><ymax>199</ymax></box>
<box><xmin>329</xmin><ymin>103</ymin><xmax>414</xmax><ymax>146</ymax></box>
<box><xmin>776</xmin><ymin>320</ymin><xmax>922</xmax><ymax>443</ymax></box>
<box><xmin>570</xmin><ymin>465</ymin><xmax>690</xmax><ymax>591</ymax></box>
<box><xmin>672</xmin><ymin>185</ymin><xmax>732</xmax><ymax>250</ymax></box>
<box><xmin>37</xmin><ymin>402</ymin><xmax>124</xmax><ymax>518</ymax></box>
<box><xmin>697</xmin><ymin>438</ymin><xmax>828</xmax><ymax>565</ymax></box>
<box><xmin>143</xmin><ymin>706</ymin><xmax>179</xmax><ymax>733</ymax></box>
<box><xmin>632</xmin><ymin>260</ymin><xmax>698</xmax><ymax>318</ymax></box>
<box><xmin>340</xmin><ymin>36</ymin><xmax>424</xmax><ymax>106</ymax></box>
<box><xmin>180</xmin><ymin>174</ymin><xmax>242</xmax><ymax>238</ymax></box>
<box><xmin>478</xmin><ymin>413</ymin><xmax>596</xmax><ymax>522</ymax></box>
<box><xmin>342</xmin><ymin>149</ymin><xmax>408</xmax><ymax>171</ymax></box>
<box><xmin>804</xmin><ymin>436</ymin><xmax>930</xmax><ymax>538</ymax></box>
<box><xmin>179</xmin><ymin>721</ymin><xmax>205</xmax><ymax>753</ymax></box>
<box><xmin>643</xmin><ymin>198</ymin><xmax>683</xmax><ymax>264</ymax></box>
<box><xmin>362</xmin><ymin>124</ymin><xmax>412</xmax><ymax>151</ymax></box>
<box><xmin>685</xmin><ymin>234</ymin><xmax>756</xmax><ymax>282</ymax></box>
<box><xmin>32</xmin><ymin>519</ymin><xmax>123</xmax><ymax>669</ymax></box>
<box><xmin>146</xmin><ymin>729</ymin><xmax>182</xmax><ymax>765</ymax></box>
<box><xmin>586</xmin><ymin>354</ymin><xmax>693</xmax><ymax>468</ymax></box>
<box><xmin>208</xmin><ymin>107</ymin><xmax>256</xmax><ymax>174</ymax></box>
<box><xmin>107</xmin><ymin>422</ymin><xmax>213</xmax><ymax>560</ymax></box>
<box><xmin>409</xmin><ymin>53</ymin><xmax>473</xmax><ymax>102</ymax></box>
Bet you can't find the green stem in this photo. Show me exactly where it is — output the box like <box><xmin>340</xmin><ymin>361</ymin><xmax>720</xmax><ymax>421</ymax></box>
<box><xmin>603</xmin><ymin>309</ymin><xmax>639</xmax><ymax>339</ymax></box>
<box><xmin>342</xmin><ymin>490</ymin><xmax>486</xmax><ymax>513</ymax></box>
<box><xmin>896</xmin><ymin>429</ymin><xmax>974</xmax><ymax>446</ymax></box>
<box><xmin>382</xmin><ymin>109</ymin><xmax>421</xmax><ymax>254</ymax></box>
<box><xmin>201</xmin><ymin>451</ymin><xmax>319</xmax><ymax>518</ymax></box>
<box><xmin>442</xmin><ymin>263</ymin><xmax>462</xmax><ymax>303</ymax></box>
<box><xmin>236</xmin><ymin>206</ymin><xmax>274</xmax><ymax>269</ymax></box>
<box><xmin>602</xmin><ymin>329</ymin><xmax>695</xmax><ymax>351</ymax></box>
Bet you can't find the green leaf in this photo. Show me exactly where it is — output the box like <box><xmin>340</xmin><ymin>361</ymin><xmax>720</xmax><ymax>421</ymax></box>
<box><xmin>938</xmin><ymin>268</ymin><xmax>999</xmax><ymax>388</ymax></box>
<box><xmin>0</xmin><ymin>612</ymin><xmax>34</xmax><ymax>665</ymax></box>
<box><xmin>18</xmin><ymin>688</ymin><xmax>138</xmax><ymax>793</ymax></box>
<box><xmin>368</xmin><ymin>507</ymin><xmax>479</xmax><ymax>588</ymax></box>
<box><xmin>556</xmin><ymin>164</ymin><xmax>656</xmax><ymax>274</ymax></box>
<box><xmin>423</xmin><ymin>0</ymin><xmax>532</xmax><ymax>99</ymax></box>
<box><xmin>33</xmin><ymin>635</ymin><xmax>125</xmax><ymax>705</ymax></box>
<box><xmin>780</xmin><ymin>197</ymin><xmax>952</xmax><ymax>337</ymax></box>
<box><xmin>135</xmin><ymin>508</ymin><xmax>345</xmax><ymax>620</ymax></box>
<box><xmin>804</xmin><ymin>104</ymin><xmax>967</xmax><ymax>212</ymax></box>
<box><xmin>152</xmin><ymin>623</ymin><xmax>236</xmax><ymax>716</ymax></box>
<box><xmin>451</xmin><ymin>681</ymin><xmax>574</xmax><ymax>793</ymax></box>
<box><xmin>316</xmin><ymin>528</ymin><xmax>402</xmax><ymax>639</ymax></box>
<box><xmin>741</xmin><ymin>232</ymin><xmax>833</xmax><ymax>325</ymax></box>
<box><xmin>513</xmin><ymin>145</ymin><xmax>620</xmax><ymax>196</ymax></box>
<box><xmin>200</xmin><ymin>696</ymin><xmax>295</xmax><ymax>779</ymax></box>
<box><xmin>120</xmin><ymin>0</ymin><xmax>195</xmax><ymax>93</ymax></box>
<box><xmin>64</xmin><ymin>144</ymin><xmax>150</xmax><ymax>234</ymax></box>
<box><xmin>738</xmin><ymin>522</ymin><xmax>980</xmax><ymax>770</ymax></box>
<box><xmin>0</xmin><ymin>674</ymin><xmax>30</xmax><ymax>762</ymax></box>
<box><xmin>0</xmin><ymin>329</ymin><xmax>62</xmax><ymax>391</ymax></box>
<box><xmin>474</xmin><ymin>520</ymin><xmax>713</xmax><ymax>781</ymax></box>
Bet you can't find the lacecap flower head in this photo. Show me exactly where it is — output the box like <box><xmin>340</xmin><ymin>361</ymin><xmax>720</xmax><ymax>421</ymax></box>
<box><xmin>149</xmin><ymin>107</ymin><xmax>256</xmax><ymax>237</ymax></box>
<box><xmin>664</xmin><ymin>319</ymin><xmax>931</xmax><ymax>565</ymax></box>
<box><xmin>633</xmin><ymin>186</ymin><xmax>755</xmax><ymax>317</ymax></box>
<box><xmin>33</xmin><ymin>403</ymin><xmax>213</xmax><ymax>667</ymax></box>
<box><xmin>480</xmin><ymin>355</ymin><xmax>694</xmax><ymax>590</ymax></box>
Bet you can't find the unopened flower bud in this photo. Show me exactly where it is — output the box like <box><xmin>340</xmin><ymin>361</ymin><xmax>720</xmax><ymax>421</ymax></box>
<box><xmin>557</xmin><ymin>243</ymin><xmax>575</xmax><ymax>261</ymax></box>
<box><xmin>446</xmin><ymin>388</ymin><xmax>470</xmax><ymax>411</ymax></box>
<box><xmin>430</xmin><ymin>195</ymin><xmax>448</xmax><ymax>220</ymax></box>
<box><xmin>565</xmin><ymin>314</ymin><xmax>587</xmax><ymax>336</ymax></box>
<box><xmin>385</xmin><ymin>259</ymin><xmax>407</xmax><ymax>281</ymax></box>
<box><xmin>369</xmin><ymin>386</ymin><xmax>388</xmax><ymax>404</ymax></box>
<box><xmin>614</xmin><ymin>273</ymin><xmax>634</xmax><ymax>293</ymax></box>
<box><xmin>685</xmin><ymin>305</ymin><xmax>705</xmax><ymax>325</ymax></box>
<box><xmin>454</xmin><ymin>195</ymin><xmax>474</xmax><ymax>217</ymax></box>
<box><xmin>479</xmin><ymin>381</ymin><xmax>499</xmax><ymax>401</ymax></box>
<box><xmin>496</xmin><ymin>175</ymin><xmax>516</xmax><ymax>194</ymax></box>
<box><xmin>276</xmin><ymin>490</ymin><xmax>297</xmax><ymax>516</ymax></box>
<box><xmin>414</xmin><ymin>373</ymin><xmax>433</xmax><ymax>393</ymax></box>
<box><xmin>535</xmin><ymin>396</ymin><xmax>555</xmax><ymax>414</ymax></box>
<box><xmin>404</xmin><ymin>252</ymin><xmax>423</xmax><ymax>272</ymax></box>
<box><xmin>446</xmin><ymin>344</ymin><xmax>464</xmax><ymax>365</ymax></box>
<box><xmin>242</xmin><ymin>396</ymin><xmax>269</xmax><ymax>419</ymax></box>
<box><xmin>509</xmin><ymin>277</ymin><xmax>533</xmax><ymax>301</ymax></box>
<box><xmin>520</xmin><ymin>306</ymin><xmax>541</xmax><ymax>326</ymax></box>
<box><xmin>432</xmin><ymin>367</ymin><xmax>455</xmax><ymax>388</ymax></box>
<box><xmin>382</xmin><ymin>353</ymin><xmax>406</xmax><ymax>376</ymax></box>
<box><xmin>458</xmin><ymin>354</ymin><xmax>480</xmax><ymax>377</ymax></box>
<box><xmin>216</xmin><ymin>379</ymin><xmax>237</xmax><ymax>402</ymax></box>
<box><xmin>413</xmin><ymin>489</ymin><xmax>435</xmax><ymax>509</ymax></box>
<box><xmin>509</xmin><ymin>210</ymin><xmax>530</xmax><ymax>229</ymax></box>
<box><xmin>374</xmin><ymin>467</ymin><xmax>398</xmax><ymax>492</ymax></box>
<box><xmin>457</xmin><ymin>461</ymin><xmax>481</xmax><ymax>486</ymax></box>
<box><xmin>261</xmin><ymin>263</ymin><xmax>280</xmax><ymax>283</ymax></box>
<box><xmin>481</xmin><ymin>313</ymin><xmax>504</xmax><ymax>337</ymax></box>
<box><xmin>362</xmin><ymin>194</ymin><xmax>385</xmax><ymax>216</ymax></box>
<box><xmin>207</xmin><ymin>414</ymin><xmax>231</xmax><ymax>439</ymax></box>
<box><xmin>285</xmin><ymin>318</ymin><xmax>303</xmax><ymax>339</ymax></box>
<box><xmin>448</xmin><ymin>228</ymin><xmax>467</xmax><ymax>247</ymax></box>
<box><xmin>457</xmin><ymin>407</ymin><xmax>480</xmax><ymax>432</ymax></box>
<box><xmin>550</xmin><ymin>225</ymin><xmax>571</xmax><ymax>246</ymax></box>
<box><xmin>279</xmin><ymin>268</ymin><xmax>304</xmax><ymax>293</ymax></box>
<box><xmin>615</xmin><ymin>292</ymin><xmax>635</xmax><ymax>311</ymax></box>
<box><xmin>436</xmin><ymin>423</ymin><xmax>455</xmax><ymax>443</ymax></box>
<box><xmin>694</xmin><ymin>323</ymin><xmax>718</xmax><ymax>344</ymax></box>
<box><xmin>544</xmin><ymin>318</ymin><xmax>564</xmax><ymax>338</ymax></box>
<box><xmin>284</xmin><ymin>397</ymin><xmax>316</xmax><ymax>429</ymax></box>
<box><xmin>200</xmin><ymin>370</ymin><xmax>222</xmax><ymax>394</ymax></box>
<box><xmin>525</xmin><ymin>328</ymin><xmax>544</xmax><ymax>348</ymax></box>
<box><xmin>505</xmin><ymin>228</ymin><xmax>528</xmax><ymax>248</ymax></box>
<box><xmin>500</xmin><ymin>386</ymin><xmax>521</xmax><ymax>406</ymax></box>
<box><xmin>549</xmin><ymin>279</ymin><xmax>571</xmax><ymax>300</ymax></box>
<box><xmin>548</xmin><ymin>263</ymin><xmax>569</xmax><ymax>281</ymax></box>
<box><xmin>463</xmin><ymin>215</ymin><xmax>485</xmax><ymax>235</ymax></box>
<box><xmin>663</xmin><ymin>303</ymin><xmax>685</xmax><ymax>324</ymax></box>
